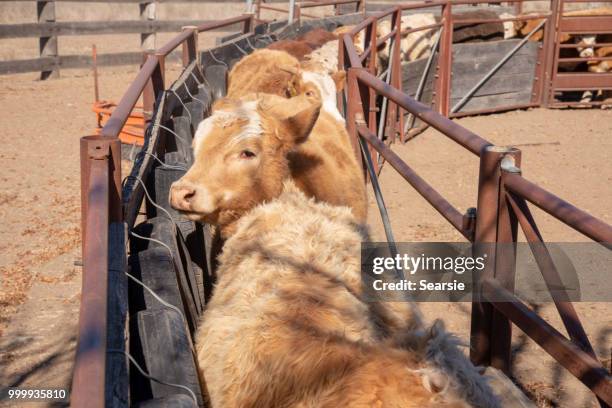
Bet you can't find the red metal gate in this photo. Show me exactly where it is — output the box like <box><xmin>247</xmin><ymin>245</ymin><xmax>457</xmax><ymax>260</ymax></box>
<box><xmin>547</xmin><ymin>0</ymin><xmax>612</xmax><ymax>106</ymax></box>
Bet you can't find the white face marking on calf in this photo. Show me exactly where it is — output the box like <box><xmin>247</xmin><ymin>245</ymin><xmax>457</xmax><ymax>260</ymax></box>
<box><xmin>499</xmin><ymin>13</ymin><xmax>517</xmax><ymax>39</ymax></box>
<box><xmin>192</xmin><ymin>115</ymin><xmax>216</xmax><ymax>155</ymax></box>
<box><xmin>577</xmin><ymin>35</ymin><xmax>596</xmax><ymax>58</ymax></box>
<box><xmin>193</xmin><ymin>101</ymin><xmax>262</xmax><ymax>155</ymax></box>
<box><xmin>301</xmin><ymin>71</ymin><xmax>345</xmax><ymax>123</ymax></box>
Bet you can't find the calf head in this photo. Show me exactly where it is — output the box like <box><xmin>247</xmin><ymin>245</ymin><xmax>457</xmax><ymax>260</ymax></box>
<box><xmin>169</xmin><ymin>91</ymin><xmax>321</xmax><ymax>236</ymax></box>
<box><xmin>576</xmin><ymin>35</ymin><xmax>596</xmax><ymax>58</ymax></box>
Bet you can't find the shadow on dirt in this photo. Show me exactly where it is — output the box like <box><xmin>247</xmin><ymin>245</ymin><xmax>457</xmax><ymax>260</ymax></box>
<box><xmin>1</xmin><ymin>329</ymin><xmax>76</xmax><ymax>407</ymax></box>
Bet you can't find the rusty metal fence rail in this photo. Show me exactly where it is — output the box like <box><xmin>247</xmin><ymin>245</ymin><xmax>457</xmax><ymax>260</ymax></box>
<box><xmin>73</xmin><ymin>14</ymin><xmax>255</xmax><ymax>407</ymax></box>
<box><xmin>255</xmin><ymin>0</ymin><xmax>365</xmax><ymax>23</ymax></box>
<box><xmin>340</xmin><ymin>6</ymin><xmax>612</xmax><ymax>405</ymax></box>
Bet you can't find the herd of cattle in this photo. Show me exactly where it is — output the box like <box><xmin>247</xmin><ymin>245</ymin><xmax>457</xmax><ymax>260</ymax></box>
<box><xmin>263</xmin><ymin>6</ymin><xmax>611</xmax><ymax>102</ymax></box>
<box><xmin>160</xmin><ymin>7</ymin><xmax>609</xmax><ymax>405</ymax></box>
<box><xmin>166</xmin><ymin>19</ymin><xmax>506</xmax><ymax>408</ymax></box>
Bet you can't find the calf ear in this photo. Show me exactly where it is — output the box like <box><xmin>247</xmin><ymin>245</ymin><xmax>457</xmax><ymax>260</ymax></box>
<box><xmin>332</xmin><ymin>70</ymin><xmax>347</xmax><ymax>92</ymax></box>
<box><xmin>280</xmin><ymin>102</ymin><xmax>321</xmax><ymax>146</ymax></box>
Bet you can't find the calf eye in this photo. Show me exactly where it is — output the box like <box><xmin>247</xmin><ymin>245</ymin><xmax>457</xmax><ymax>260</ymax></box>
<box><xmin>240</xmin><ymin>150</ymin><xmax>256</xmax><ymax>159</ymax></box>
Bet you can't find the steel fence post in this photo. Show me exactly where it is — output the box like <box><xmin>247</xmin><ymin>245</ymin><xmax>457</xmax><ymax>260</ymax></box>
<box><xmin>338</xmin><ymin>33</ymin><xmax>347</xmax><ymax>116</ymax></box>
<box><xmin>490</xmin><ymin>148</ymin><xmax>521</xmax><ymax>373</ymax></box>
<box><xmin>385</xmin><ymin>7</ymin><xmax>402</xmax><ymax>144</ymax></box>
<box><xmin>73</xmin><ymin>136</ymin><xmax>115</xmax><ymax>408</ymax></box>
<box><xmin>294</xmin><ymin>3</ymin><xmax>301</xmax><ymax>25</ymax></box>
<box><xmin>142</xmin><ymin>53</ymin><xmax>165</xmax><ymax>124</ymax></box>
<box><xmin>181</xmin><ymin>26</ymin><xmax>198</xmax><ymax>67</ymax></box>
<box><xmin>541</xmin><ymin>0</ymin><xmax>561</xmax><ymax>107</ymax></box>
<box><xmin>242</xmin><ymin>12</ymin><xmax>255</xmax><ymax>33</ymax></box>
<box><xmin>347</xmin><ymin>67</ymin><xmax>366</xmax><ymax>171</ymax></box>
<box><xmin>366</xmin><ymin>19</ymin><xmax>379</xmax><ymax>173</ymax></box>
<box><xmin>437</xmin><ymin>1</ymin><xmax>452</xmax><ymax>116</ymax></box>
<box><xmin>470</xmin><ymin>146</ymin><xmax>506</xmax><ymax>366</ymax></box>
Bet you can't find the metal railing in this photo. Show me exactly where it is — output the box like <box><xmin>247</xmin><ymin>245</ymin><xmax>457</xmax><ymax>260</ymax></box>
<box><xmin>73</xmin><ymin>13</ymin><xmax>254</xmax><ymax>407</ymax></box>
<box><xmin>342</xmin><ymin>0</ymin><xmax>562</xmax><ymax>153</ymax></box>
<box><xmin>548</xmin><ymin>0</ymin><xmax>612</xmax><ymax>107</ymax></box>
<box><xmin>255</xmin><ymin>0</ymin><xmax>364</xmax><ymax>23</ymax></box>
<box><xmin>340</xmin><ymin>4</ymin><xmax>612</xmax><ymax>405</ymax></box>
<box><xmin>342</xmin><ymin>0</ymin><xmax>612</xmax><ymax>151</ymax></box>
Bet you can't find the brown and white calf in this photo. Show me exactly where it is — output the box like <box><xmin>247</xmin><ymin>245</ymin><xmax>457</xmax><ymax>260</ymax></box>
<box><xmin>195</xmin><ymin>179</ymin><xmax>499</xmax><ymax>407</ymax></box>
<box><xmin>267</xmin><ymin>28</ymin><xmax>339</xmax><ymax>62</ymax></box>
<box><xmin>582</xmin><ymin>42</ymin><xmax>612</xmax><ymax>102</ymax></box>
<box><xmin>226</xmin><ymin>48</ymin><xmax>346</xmax><ymax>121</ymax></box>
<box><xmin>377</xmin><ymin>14</ymin><xmax>438</xmax><ymax>64</ymax></box>
<box><xmin>169</xmin><ymin>88</ymin><xmax>366</xmax><ymax>238</ymax></box>
<box><xmin>302</xmin><ymin>41</ymin><xmax>342</xmax><ymax>75</ymax></box>
<box><xmin>172</xmin><ymin>92</ymin><xmax>498</xmax><ymax>408</ymax></box>
<box><xmin>226</xmin><ymin>49</ymin><xmax>303</xmax><ymax>99</ymax></box>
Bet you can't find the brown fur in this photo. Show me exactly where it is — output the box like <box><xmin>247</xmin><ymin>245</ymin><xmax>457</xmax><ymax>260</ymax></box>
<box><xmin>586</xmin><ymin>45</ymin><xmax>612</xmax><ymax>101</ymax></box>
<box><xmin>227</xmin><ymin>49</ymin><xmax>303</xmax><ymax>98</ymax></box>
<box><xmin>267</xmin><ymin>39</ymin><xmax>317</xmax><ymax>61</ymax></box>
<box><xmin>217</xmin><ymin>49</ymin><xmax>366</xmax><ymax>228</ymax></box>
<box><xmin>514</xmin><ymin>18</ymin><xmax>544</xmax><ymax>42</ymax></box>
<box><xmin>195</xmin><ymin>182</ymin><xmax>476</xmax><ymax>407</ymax></box>
<box><xmin>589</xmin><ymin>45</ymin><xmax>612</xmax><ymax>73</ymax></box>
<box><xmin>226</xmin><ymin>48</ymin><xmax>338</xmax><ymax>98</ymax></box>
<box><xmin>586</xmin><ymin>34</ymin><xmax>612</xmax><ymax>73</ymax></box>
<box><xmin>284</xmin><ymin>101</ymin><xmax>366</xmax><ymax>222</ymax></box>
<box><xmin>297</xmin><ymin>27</ymin><xmax>338</xmax><ymax>47</ymax></box>
<box><xmin>512</xmin><ymin>17</ymin><xmax>564</xmax><ymax>42</ymax></box>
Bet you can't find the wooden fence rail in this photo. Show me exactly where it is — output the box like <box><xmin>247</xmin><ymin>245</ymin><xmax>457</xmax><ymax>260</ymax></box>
<box><xmin>0</xmin><ymin>0</ymin><xmax>251</xmax><ymax>78</ymax></box>
<box><xmin>0</xmin><ymin>20</ymin><xmax>217</xmax><ymax>38</ymax></box>
<box><xmin>0</xmin><ymin>50</ymin><xmax>182</xmax><ymax>75</ymax></box>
